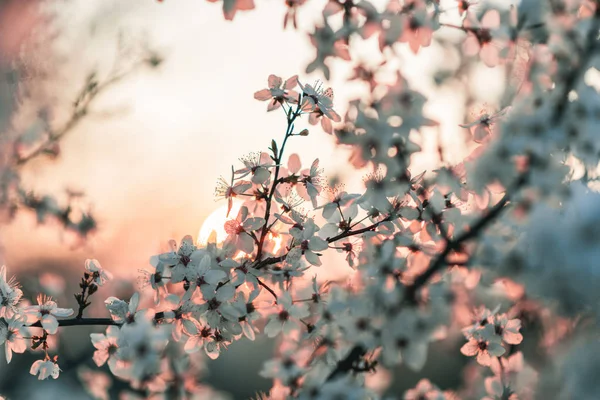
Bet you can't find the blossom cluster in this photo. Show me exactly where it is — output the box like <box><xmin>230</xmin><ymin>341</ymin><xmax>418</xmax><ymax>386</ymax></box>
<box><xmin>1</xmin><ymin>0</ymin><xmax>600</xmax><ymax>398</ymax></box>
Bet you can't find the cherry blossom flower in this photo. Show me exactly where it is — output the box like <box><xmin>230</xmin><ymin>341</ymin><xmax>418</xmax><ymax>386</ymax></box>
<box><xmin>492</xmin><ymin>314</ymin><xmax>523</xmax><ymax>345</ymax></box>
<box><xmin>235</xmin><ymin>152</ymin><xmax>273</xmax><ymax>184</ymax></box>
<box><xmin>274</xmin><ymin>187</ymin><xmax>305</xmax><ymax>222</ymax></box>
<box><xmin>214</xmin><ymin>170</ymin><xmax>252</xmax><ymax>217</ymax></box>
<box><xmin>104</xmin><ymin>292</ymin><xmax>150</xmax><ymax>325</ymax></box>
<box><xmin>183</xmin><ymin>320</ymin><xmax>212</xmax><ymax>355</ymax></box>
<box><xmin>138</xmin><ymin>260</ymin><xmax>170</xmax><ymax>304</ymax></box>
<box><xmin>462</xmin><ymin>305</ymin><xmax>501</xmax><ymax>337</ymax></box>
<box><xmin>196</xmin><ymin>284</ymin><xmax>235</xmax><ymax>328</ymax></box>
<box><xmin>187</xmin><ymin>250</ymin><xmax>229</xmax><ymax>295</ymax></box>
<box><xmin>30</xmin><ymin>358</ymin><xmax>61</xmax><ymax>380</ymax></box>
<box><xmin>84</xmin><ymin>259</ymin><xmax>112</xmax><ymax>287</ymax></box>
<box><xmin>116</xmin><ymin>318</ymin><xmax>171</xmax><ymax>382</ymax></box>
<box><xmin>296</xmin><ymin>159</ymin><xmax>324</xmax><ymax>207</ymax></box>
<box><xmin>461</xmin><ymin>324</ymin><xmax>505</xmax><ymax>366</ymax></box>
<box><xmin>299</xmin><ymin>81</ymin><xmax>341</xmax><ymax>134</ymax></box>
<box><xmin>0</xmin><ymin>265</ymin><xmax>23</xmax><ymax>318</ymax></box>
<box><xmin>162</xmin><ymin>293</ymin><xmax>202</xmax><ymax>342</ymax></box>
<box><xmin>462</xmin><ymin>9</ymin><xmax>504</xmax><ymax>67</ymax></box>
<box><xmin>25</xmin><ymin>294</ymin><xmax>74</xmax><ymax>334</ymax></box>
<box><xmin>317</xmin><ymin>184</ymin><xmax>360</xmax><ymax>221</ymax></box>
<box><xmin>90</xmin><ymin>326</ymin><xmax>120</xmax><ymax>374</ymax></box>
<box><xmin>398</xmin><ymin>1</ymin><xmax>434</xmax><ymax>54</ymax></box>
<box><xmin>221</xmin><ymin>289</ymin><xmax>262</xmax><ymax>340</ymax></box>
<box><xmin>229</xmin><ymin>258</ymin><xmax>261</xmax><ymax>287</ymax></box>
<box><xmin>254</xmin><ymin>74</ymin><xmax>299</xmax><ymax>111</ymax></box>
<box><xmin>204</xmin><ymin>329</ymin><xmax>233</xmax><ymax>360</ymax></box>
<box><xmin>264</xmin><ymin>292</ymin><xmax>309</xmax><ymax>337</ymax></box>
<box><xmin>224</xmin><ymin>206</ymin><xmax>265</xmax><ymax>254</ymax></box>
<box><xmin>154</xmin><ymin>235</ymin><xmax>198</xmax><ymax>284</ymax></box>
<box><xmin>381</xmin><ymin>309</ymin><xmax>430</xmax><ymax>371</ymax></box>
<box><xmin>289</xmin><ymin>218</ymin><xmax>328</xmax><ymax>266</ymax></box>
<box><xmin>0</xmin><ymin>316</ymin><xmax>27</xmax><ymax>363</ymax></box>
<box><xmin>269</xmin><ymin>259</ymin><xmax>310</xmax><ymax>288</ymax></box>
<box><xmin>460</xmin><ymin>107</ymin><xmax>508</xmax><ymax>143</ymax></box>
<box><xmin>260</xmin><ymin>351</ymin><xmax>306</xmax><ymax>387</ymax></box>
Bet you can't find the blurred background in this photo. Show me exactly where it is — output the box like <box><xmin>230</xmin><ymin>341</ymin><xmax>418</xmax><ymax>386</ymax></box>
<box><xmin>0</xmin><ymin>0</ymin><xmax>490</xmax><ymax>398</ymax></box>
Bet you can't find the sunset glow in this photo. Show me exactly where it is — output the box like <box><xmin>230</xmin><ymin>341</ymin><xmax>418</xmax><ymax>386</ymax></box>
<box><xmin>197</xmin><ymin>202</ymin><xmax>241</xmax><ymax>245</ymax></box>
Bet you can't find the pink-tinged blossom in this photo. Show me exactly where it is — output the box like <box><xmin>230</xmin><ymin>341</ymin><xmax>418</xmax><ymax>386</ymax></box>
<box><xmin>229</xmin><ymin>258</ymin><xmax>261</xmax><ymax>288</ymax></box>
<box><xmin>220</xmin><ymin>289</ymin><xmax>261</xmax><ymax>341</ymax></box>
<box><xmin>30</xmin><ymin>358</ymin><xmax>61</xmax><ymax>380</ymax></box>
<box><xmin>398</xmin><ymin>1</ymin><xmax>434</xmax><ymax>54</ymax></box>
<box><xmin>493</xmin><ymin>314</ymin><xmax>523</xmax><ymax>345</ymax></box>
<box><xmin>381</xmin><ymin>309</ymin><xmax>430</xmax><ymax>371</ymax></box>
<box><xmin>0</xmin><ymin>265</ymin><xmax>23</xmax><ymax>318</ymax></box>
<box><xmin>276</xmin><ymin>154</ymin><xmax>304</xmax><ymax>195</ymax></box>
<box><xmin>153</xmin><ymin>235</ymin><xmax>198</xmax><ymax>284</ymax></box>
<box><xmin>264</xmin><ymin>292</ymin><xmax>309</xmax><ymax>338</ymax></box>
<box><xmin>254</xmin><ymin>75</ymin><xmax>299</xmax><ymax>111</ymax></box>
<box><xmin>90</xmin><ymin>326</ymin><xmax>120</xmax><ymax>374</ymax></box>
<box><xmin>0</xmin><ymin>316</ymin><xmax>27</xmax><ymax>363</ymax></box>
<box><xmin>462</xmin><ymin>305</ymin><xmax>501</xmax><ymax>337</ymax></box>
<box><xmin>188</xmin><ymin>250</ymin><xmax>229</xmax><ymax>294</ymax></box>
<box><xmin>462</xmin><ymin>9</ymin><xmax>503</xmax><ymax>67</ymax></box>
<box><xmin>162</xmin><ymin>293</ymin><xmax>201</xmax><ymax>342</ymax></box>
<box><xmin>183</xmin><ymin>321</ymin><xmax>213</xmax><ymax>355</ymax></box>
<box><xmin>84</xmin><ymin>259</ymin><xmax>112</xmax><ymax>287</ymax></box>
<box><xmin>224</xmin><ymin>206</ymin><xmax>265</xmax><ymax>254</ymax></box>
<box><xmin>105</xmin><ymin>292</ymin><xmax>152</xmax><ymax>326</ymax></box>
<box><xmin>317</xmin><ymin>184</ymin><xmax>360</xmax><ymax>222</ymax></box>
<box><xmin>299</xmin><ymin>82</ymin><xmax>341</xmax><ymax>134</ymax></box>
<box><xmin>460</xmin><ymin>107</ymin><xmax>508</xmax><ymax>143</ymax></box>
<box><xmin>461</xmin><ymin>324</ymin><xmax>505</xmax><ymax>366</ymax></box>
<box><xmin>260</xmin><ymin>352</ymin><xmax>306</xmax><ymax>387</ymax></box>
<box><xmin>204</xmin><ymin>329</ymin><xmax>233</xmax><ymax>360</ymax></box>
<box><xmin>214</xmin><ymin>171</ymin><xmax>252</xmax><ymax>217</ymax></box>
<box><xmin>24</xmin><ymin>294</ymin><xmax>74</xmax><ymax>334</ymax></box>
<box><xmin>289</xmin><ymin>218</ymin><xmax>328</xmax><ymax>266</ymax></box>
<box><xmin>235</xmin><ymin>152</ymin><xmax>274</xmax><ymax>184</ymax></box>
<box><xmin>196</xmin><ymin>284</ymin><xmax>235</xmax><ymax>328</ymax></box>
<box><xmin>296</xmin><ymin>159</ymin><xmax>324</xmax><ymax>208</ymax></box>
<box><xmin>116</xmin><ymin>318</ymin><xmax>171</xmax><ymax>383</ymax></box>
<box><xmin>138</xmin><ymin>259</ymin><xmax>170</xmax><ymax>304</ymax></box>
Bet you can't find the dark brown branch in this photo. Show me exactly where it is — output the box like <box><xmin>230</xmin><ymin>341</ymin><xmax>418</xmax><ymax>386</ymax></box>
<box><xmin>257</xmin><ymin>277</ymin><xmax>278</xmax><ymax>300</ymax></box>
<box><xmin>325</xmin><ymin>216</ymin><xmax>393</xmax><ymax>243</ymax></box>
<box><xmin>31</xmin><ymin>318</ymin><xmax>117</xmax><ymax>328</ymax></box>
<box><xmin>254</xmin><ymin>105</ymin><xmax>301</xmax><ymax>262</ymax></box>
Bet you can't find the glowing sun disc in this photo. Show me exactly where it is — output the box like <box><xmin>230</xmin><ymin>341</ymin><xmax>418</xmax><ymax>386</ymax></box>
<box><xmin>197</xmin><ymin>202</ymin><xmax>241</xmax><ymax>245</ymax></box>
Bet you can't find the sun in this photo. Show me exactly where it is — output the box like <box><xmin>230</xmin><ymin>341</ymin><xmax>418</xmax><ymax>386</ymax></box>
<box><xmin>197</xmin><ymin>202</ymin><xmax>242</xmax><ymax>246</ymax></box>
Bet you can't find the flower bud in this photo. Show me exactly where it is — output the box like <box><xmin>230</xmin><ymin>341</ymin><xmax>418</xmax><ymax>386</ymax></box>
<box><xmin>298</xmin><ymin>129</ymin><xmax>309</xmax><ymax>136</ymax></box>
